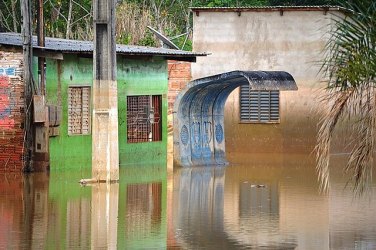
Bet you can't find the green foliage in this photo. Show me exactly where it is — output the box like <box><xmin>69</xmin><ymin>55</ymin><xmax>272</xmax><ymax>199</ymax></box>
<box><xmin>323</xmin><ymin>0</ymin><xmax>376</xmax><ymax>89</ymax></box>
<box><xmin>0</xmin><ymin>0</ymin><xmax>21</xmax><ymax>32</ymax></box>
<box><xmin>118</xmin><ymin>33</ymin><xmax>133</xmax><ymax>45</ymax></box>
<box><xmin>138</xmin><ymin>32</ymin><xmax>158</xmax><ymax>47</ymax></box>
<box><xmin>172</xmin><ymin>35</ymin><xmax>193</xmax><ymax>51</ymax></box>
<box><xmin>42</xmin><ymin>0</ymin><xmax>93</xmax><ymax>40</ymax></box>
<box><xmin>116</xmin><ymin>2</ymin><xmax>154</xmax><ymax>45</ymax></box>
<box><xmin>0</xmin><ymin>0</ymin><xmax>345</xmax><ymax>50</ymax></box>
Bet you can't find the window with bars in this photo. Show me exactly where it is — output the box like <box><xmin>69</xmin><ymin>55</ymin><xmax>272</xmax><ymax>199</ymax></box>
<box><xmin>127</xmin><ymin>95</ymin><xmax>162</xmax><ymax>143</ymax></box>
<box><xmin>239</xmin><ymin>85</ymin><xmax>280</xmax><ymax>123</ymax></box>
<box><xmin>68</xmin><ymin>86</ymin><xmax>91</xmax><ymax>135</ymax></box>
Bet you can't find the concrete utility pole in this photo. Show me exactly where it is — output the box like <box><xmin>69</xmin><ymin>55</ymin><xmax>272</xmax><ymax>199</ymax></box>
<box><xmin>92</xmin><ymin>0</ymin><xmax>119</xmax><ymax>182</ymax></box>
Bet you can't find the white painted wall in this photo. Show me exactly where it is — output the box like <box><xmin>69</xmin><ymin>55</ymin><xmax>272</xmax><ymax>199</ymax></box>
<box><xmin>192</xmin><ymin>9</ymin><xmax>344</xmax><ymax>154</ymax></box>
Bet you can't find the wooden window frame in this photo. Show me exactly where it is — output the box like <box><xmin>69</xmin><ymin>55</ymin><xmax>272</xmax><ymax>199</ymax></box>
<box><xmin>67</xmin><ymin>85</ymin><xmax>91</xmax><ymax>136</ymax></box>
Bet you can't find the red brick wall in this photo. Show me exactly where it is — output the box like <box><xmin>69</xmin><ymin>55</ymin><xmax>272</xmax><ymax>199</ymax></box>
<box><xmin>167</xmin><ymin>60</ymin><xmax>192</xmax><ymax>115</ymax></box>
<box><xmin>0</xmin><ymin>50</ymin><xmax>25</xmax><ymax>171</ymax></box>
<box><xmin>167</xmin><ymin>60</ymin><xmax>191</xmax><ymax>132</ymax></box>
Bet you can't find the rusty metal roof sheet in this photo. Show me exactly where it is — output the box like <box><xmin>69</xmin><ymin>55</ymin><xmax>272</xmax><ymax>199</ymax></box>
<box><xmin>0</xmin><ymin>33</ymin><xmax>206</xmax><ymax>59</ymax></box>
<box><xmin>191</xmin><ymin>5</ymin><xmax>347</xmax><ymax>12</ymax></box>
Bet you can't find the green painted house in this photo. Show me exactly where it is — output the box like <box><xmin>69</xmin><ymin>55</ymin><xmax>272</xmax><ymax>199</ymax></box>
<box><xmin>0</xmin><ymin>33</ymin><xmax>203</xmax><ymax>170</ymax></box>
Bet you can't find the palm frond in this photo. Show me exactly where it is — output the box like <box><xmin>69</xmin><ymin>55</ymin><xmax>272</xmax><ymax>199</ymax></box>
<box><xmin>316</xmin><ymin>0</ymin><xmax>376</xmax><ymax>194</ymax></box>
<box><xmin>315</xmin><ymin>89</ymin><xmax>356</xmax><ymax>192</ymax></box>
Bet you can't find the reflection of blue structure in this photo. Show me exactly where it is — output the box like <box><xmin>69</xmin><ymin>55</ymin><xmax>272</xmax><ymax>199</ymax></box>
<box><xmin>173</xmin><ymin>71</ymin><xmax>298</xmax><ymax>167</ymax></box>
<box><xmin>174</xmin><ymin>166</ymin><xmax>226</xmax><ymax>249</ymax></box>
<box><xmin>172</xmin><ymin>166</ymin><xmax>298</xmax><ymax>249</ymax></box>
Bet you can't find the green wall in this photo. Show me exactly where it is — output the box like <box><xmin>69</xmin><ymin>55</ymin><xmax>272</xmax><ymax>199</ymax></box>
<box><xmin>117</xmin><ymin>56</ymin><xmax>168</xmax><ymax>166</ymax></box>
<box><xmin>46</xmin><ymin>54</ymin><xmax>168</xmax><ymax>170</ymax></box>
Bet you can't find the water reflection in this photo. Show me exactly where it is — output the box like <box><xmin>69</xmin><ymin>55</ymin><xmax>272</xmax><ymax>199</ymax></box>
<box><xmin>0</xmin><ymin>172</ymin><xmax>50</xmax><ymax>249</ymax></box>
<box><xmin>172</xmin><ymin>167</ymin><xmax>226</xmax><ymax>249</ymax></box>
<box><xmin>117</xmin><ymin>166</ymin><xmax>167</xmax><ymax>249</ymax></box>
<box><xmin>171</xmin><ymin>165</ymin><xmax>297</xmax><ymax>249</ymax></box>
<box><xmin>329</xmin><ymin>156</ymin><xmax>376</xmax><ymax>249</ymax></box>
<box><xmin>66</xmin><ymin>195</ymin><xmax>91</xmax><ymax>249</ymax></box>
<box><xmin>0</xmin><ymin>166</ymin><xmax>167</xmax><ymax>249</ymax></box>
<box><xmin>91</xmin><ymin>183</ymin><xmax>119</xmax><ymax>249</ymax></box>
<box><xmin>124</xmin><ymin>183</ymin><xmax>163</xmax><ymax>247</ymax></box>
<box><xmin>170</xmin><ymin>154</ymin><xmax>376</xmax><ymax>249</ymax></box>
<box><xmin>1</xmin><ymin>157</ymin><xmax>376</xmax><ymax>249</ymax></box>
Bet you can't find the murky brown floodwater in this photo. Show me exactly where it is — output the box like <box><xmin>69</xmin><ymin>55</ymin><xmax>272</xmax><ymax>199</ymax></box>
<box><xmin>1</xmin><ymin>152</ymin><xmax>376</xmax><ymax>249</ymax></box>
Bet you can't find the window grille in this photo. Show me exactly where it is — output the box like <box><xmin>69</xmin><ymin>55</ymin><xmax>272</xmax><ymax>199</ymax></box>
<box><xmin>239</xmin><ymin>85</ymin><xmax>280</xmax><ymax>123</ymax></box>
<box><xmin>68</xmin><ymin>86</ymin><xmax>91</xmax><ymax>135</ymax></box>
<box><xmin>127</xmin><ymin>95</ymin><xmax>162</xmax><ymax>143</ymax></box>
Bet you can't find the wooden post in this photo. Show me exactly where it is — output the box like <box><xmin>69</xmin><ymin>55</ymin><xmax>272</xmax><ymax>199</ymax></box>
<box><xmin>33</xmin><ymin>0</ymin><xmax>50</xmax><ymax>172</ymax></box>
<box><xmin>21</xmin><ymin>0</ymin><xmax>34</xmax><ymax>171</ymax></box>
<box><xmin>37</xmin><ymin>0</ymin><xmax>45</xmax><ymax>95</ymax></box>
<box><xmin>92</xmin><ymin>0</ymin><xmax>119</xmax><ymax>182</ymax></box>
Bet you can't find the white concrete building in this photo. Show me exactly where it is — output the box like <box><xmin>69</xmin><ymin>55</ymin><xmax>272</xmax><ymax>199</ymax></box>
<box><xmin>191</xmin><ymin>6</ymin><xmax>346</xmax><ymax>155</ymax></box>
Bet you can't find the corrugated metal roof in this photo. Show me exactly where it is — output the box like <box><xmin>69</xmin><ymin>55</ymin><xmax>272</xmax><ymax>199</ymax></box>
<box><xmin>0</xmin><ymin>33</ymin><xmax>206</xmax><ymax>58</ymax></box>
<box><xmin>191</xmin><ymin>5</ymin><xmax>347</xmax><ymax>12</ymax></box>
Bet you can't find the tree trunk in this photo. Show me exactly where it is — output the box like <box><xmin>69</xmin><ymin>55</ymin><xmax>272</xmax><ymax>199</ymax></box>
<box><xmin>11</xmin><ymin>0</ymin><xmax>18</xmax><ymax>32</ymax></box>
<box><xmin>66</xmin><ymin>0</ymin><xmax>73</xmax><ymax>39</ymax></box>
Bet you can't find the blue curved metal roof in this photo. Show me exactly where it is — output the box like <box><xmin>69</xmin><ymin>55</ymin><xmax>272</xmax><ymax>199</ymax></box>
<box><xmin>173</xmin><ymin>70</ymin><xmax>298</xmax><ymax>167</ymax></box>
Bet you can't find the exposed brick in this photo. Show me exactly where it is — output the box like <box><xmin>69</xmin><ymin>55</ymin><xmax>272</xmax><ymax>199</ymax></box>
<box><xmin>0</xmin><ymin>49</ymin><xmax>25</xmax><ymax>172</ymax></box>
<box><xmin>167</xmin><ymin>60</ymin><xmax>192</xmax><ymax>119</ymax></box>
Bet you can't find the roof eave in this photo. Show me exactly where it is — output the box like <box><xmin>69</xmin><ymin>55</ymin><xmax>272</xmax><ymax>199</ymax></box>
<box><xmin>0</xmin><ymin>43</ymin><xmax>204</xmax><ymax>62</ymax></box>
<box><xmin>190</xmin><ymin>5</ymin><xmax>348</xmax><ymax>13</ymax></box>
<box><xmin>0</xmin><ymin>33</ymin><xmax>207</xmax><ymax>60</ymax></box>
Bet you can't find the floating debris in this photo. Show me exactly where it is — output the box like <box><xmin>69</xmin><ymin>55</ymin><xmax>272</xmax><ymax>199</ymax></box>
<box><xmin>250</xmin><ymin>184</ymin><xmax>266</xmax><ymax>188</ymax></box>
<box><xmin>79</xmin><ymin>178</ymin><xmax>97</xmax><ymax>186</ymax></box>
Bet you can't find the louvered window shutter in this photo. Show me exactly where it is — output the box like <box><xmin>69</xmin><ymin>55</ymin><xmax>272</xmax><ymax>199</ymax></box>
<box><xmin>68</xmin><ymin>86</ymin><xmax>91</xmax><ymax>135</ymax></box>
<box><xmin>240</xmin><ymin>85</ymin><xmax>280</xmax><ymax>123</ymax></box>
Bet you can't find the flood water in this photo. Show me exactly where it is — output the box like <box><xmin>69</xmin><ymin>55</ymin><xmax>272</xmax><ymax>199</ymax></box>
<box><xmin>1</xmin><ymin>153</ymin><xmax>376</xmax><ymax>249</ymax></box>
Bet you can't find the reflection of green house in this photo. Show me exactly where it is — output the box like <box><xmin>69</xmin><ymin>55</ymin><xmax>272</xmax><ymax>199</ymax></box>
<box><xmin>0</xmin><ymin>33</ymin><xmax>202</xmax><ymax>170</ymax></box>
<box><xmin>46</xmin><ymin>166</ymin><xmax>167</xmax><ymax>249</ymax></box>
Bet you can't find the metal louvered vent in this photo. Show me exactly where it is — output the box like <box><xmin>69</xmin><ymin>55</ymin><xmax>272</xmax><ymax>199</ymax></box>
<box><xmin>68</xmin><ymin>86</ymin><xmax>91</xmax><ymax>135</ymax></box>
<box><xmin>240</xmin><ymin>85</ymin><xmax>280</xmax><ymax>123</ymax></box>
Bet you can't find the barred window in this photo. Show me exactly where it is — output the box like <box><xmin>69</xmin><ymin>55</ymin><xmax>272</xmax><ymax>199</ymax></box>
<box><xmin>127</xmin><ymin>95</ymin><xmax>162</xmax><ymax>143</ymax></box>
<box><xmin>240</xmin><ymin>85</ymin><xmax>280</xmax><ymax>123</ymax></box>
<box><xmin>68</xmin><ymin>86</ymin><xmax>91</xmax><ymax>135</ymax></box>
